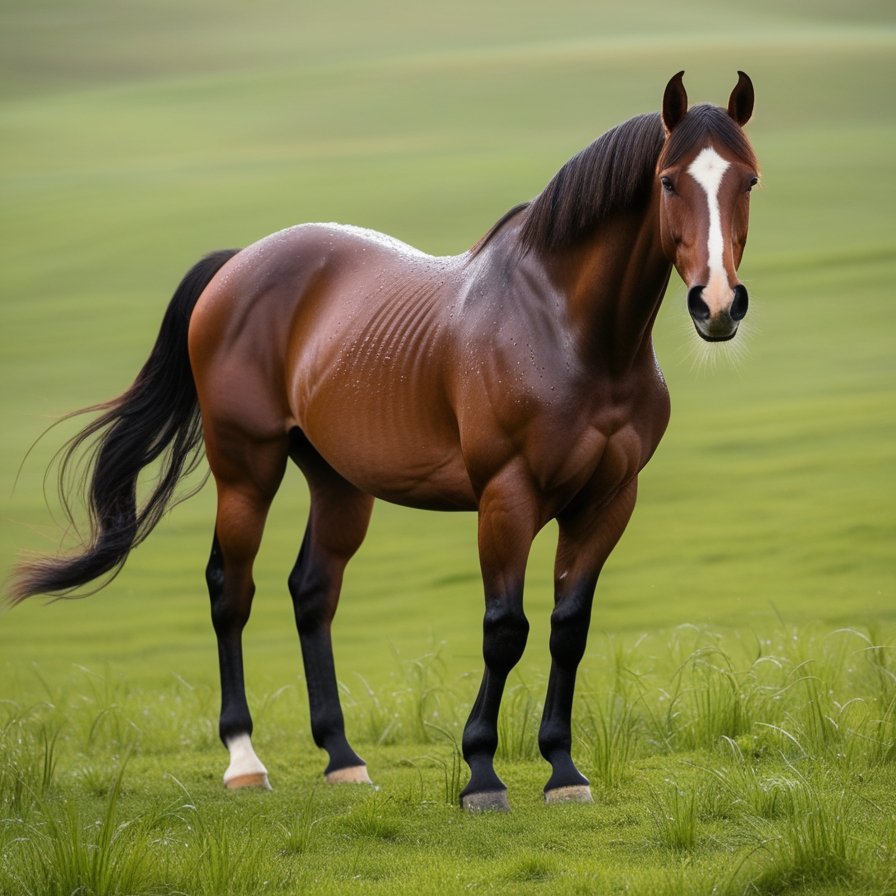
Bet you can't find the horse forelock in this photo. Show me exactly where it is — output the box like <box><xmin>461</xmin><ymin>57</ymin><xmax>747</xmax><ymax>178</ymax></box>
<box><xmin>518</xmin><ymin>112</ymin><xmax>666</xmax><ymax>255</ymax></box>
<box><xmin>659</xmin><ymin>104</ymin><xmax>757</xmax><ymax>171</ymax></box>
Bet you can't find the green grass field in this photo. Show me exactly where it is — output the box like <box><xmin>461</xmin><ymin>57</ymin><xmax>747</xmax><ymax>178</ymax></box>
<box><xmin>1</xmin><ymin>1</ymin><xmax>894</xmax><ymax>893</ymax></box>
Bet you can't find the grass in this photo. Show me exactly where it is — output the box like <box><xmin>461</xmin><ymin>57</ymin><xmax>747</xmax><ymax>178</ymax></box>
<box><xmin>1</xmin><ymin>0</ymin><xmax>895</xmax><ymax>892</ymax></box>
<box><xmin>1</xmin><ymin>625</ymin><xmax>894</xmax><ymax>894</ymax></box>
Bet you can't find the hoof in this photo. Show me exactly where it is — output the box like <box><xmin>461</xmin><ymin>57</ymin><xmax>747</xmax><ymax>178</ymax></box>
<box><xmin>325</xmin><ymin>764</ymin><xmax>373</xmax><ymax>785</ymax></box>
<box><xmin>225</xmin><ymin>772</ymin><xmax>272</xmax><ymax>791</ymax></box>
<box><xmin>544</xmin><ymin>784</ymin><xmax>593</xmax><ymax>804</ymax></box>
<box><xmin>461</xmin><ymin>790</ymin><xmax>511</xmax><ymax>812</ymax></box>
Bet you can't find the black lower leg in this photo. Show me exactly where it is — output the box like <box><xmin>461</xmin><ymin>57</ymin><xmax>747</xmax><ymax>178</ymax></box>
<box><xmin>299</xmin><ymin>630</ymin><xmax>364</xmax><ymax>773</ymax></box>
<box><xmin>460</xmin><ymin>601</ymin><xmax>529</xmax><ymax>803</ymax></box>
<box><xmin>207</xmin><ymin>536</ymin><xmax>254</xmax><ymax>745</ymax></box>
<box><xmin>539</xmin><ymin>584</ymin><xmax>593</xmax><ymax>793</ymax></box>
<box><xmin>215</xmin><ymin>634</ymin><xmax>254</xmax><ymax>744</ymax></box>
<box><xmin>290</xmin><ymin>527</ymin><xmax>364</xmax><ymax>775</ymax></box>
<box><xmin>460</xmin><ymin>670</ymin><xmax>510</xmax><ymax>798</ymax></box>
<box><xmin>540</xmin><ymin>667</ymin><xmax>590</xmax><ymax>792</ymax></box>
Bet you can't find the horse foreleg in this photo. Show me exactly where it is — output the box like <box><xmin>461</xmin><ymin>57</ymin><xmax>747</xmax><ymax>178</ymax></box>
<box><xmin>289</xmin><ymin>450</ymin><xmax>374</xmax><ymax>784</ymax></box>
<box><xmin>539</xmin><ymin>479</ymin><xmax>638</xmax><ymax>804</ymax></box>
<box><xmin>460</xmin><ymin>470</ymin><xmax>537</xmax><ymax>811</ymax></box>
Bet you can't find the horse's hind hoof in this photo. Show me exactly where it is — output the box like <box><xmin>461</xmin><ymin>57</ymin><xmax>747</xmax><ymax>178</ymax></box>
<box><xmin>225</xmin><ymin>772</ymin><xmax>272</xmax><ymax>791</ymax></box>
<box><xmin>461</xmin><ymin>789</ymin><xmax>511</xmax><ymax>812</ymax></box>
<box><xmin>325</xmin><ymin>764</ymin><xmax>373</xmax><ymax>785</ymax></box>
<box><xmin>544</xmin><ymin>784</ymin><xmax>593</xmax><ymax>804</ymax></box>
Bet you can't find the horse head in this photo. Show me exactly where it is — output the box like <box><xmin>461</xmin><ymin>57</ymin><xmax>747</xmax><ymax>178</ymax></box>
<box><xmin>658</xmin><ymin>71</ymin><xmax>759</xmax><ymax>342</ymax></box>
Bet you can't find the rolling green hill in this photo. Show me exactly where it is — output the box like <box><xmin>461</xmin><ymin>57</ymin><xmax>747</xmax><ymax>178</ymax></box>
<box><xmin>1</xmin><ymin>2</ymin><xmax>894</xmax><ymax>892</ymax></box>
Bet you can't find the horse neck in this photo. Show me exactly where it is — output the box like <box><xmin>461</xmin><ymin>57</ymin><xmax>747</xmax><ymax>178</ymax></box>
<box><xmin>543</xmin><ymin>192</ymin><xmax>671</xmax><ymax>374</ymax></box>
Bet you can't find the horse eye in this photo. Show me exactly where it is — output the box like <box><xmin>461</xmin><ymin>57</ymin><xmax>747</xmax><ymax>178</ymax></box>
<box><xmin>661</xmin><ymin>176</ymin><xmax>675</xmax><ymax>194</ymax></box>
<box><xmin>747</xmin><ymin>176</ymin><xmax>759</xmax><ymax>192</ymax></box>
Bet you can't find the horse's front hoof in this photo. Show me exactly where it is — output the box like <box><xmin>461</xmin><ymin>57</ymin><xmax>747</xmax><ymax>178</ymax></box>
<box><xmin>225</xmin><ymin>772</ymin><xmax>272</xmax><ymax>791</ymax></box>
<box><xmin>544</xmin><ymin>784</ymin><xmax>593</xmax><ymax>804</ymax></box>
<box><xmin>325</xmin><ymin>764</ymin><xmax>373</xmax><ymax>785</ymax></box>
<box><xmin>461</xmin><ymin>789</ymin><xmax>511</xmax><ymax>812</ymax></box>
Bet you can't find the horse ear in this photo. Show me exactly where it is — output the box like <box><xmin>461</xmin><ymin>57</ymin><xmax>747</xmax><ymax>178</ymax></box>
<box><xmin>727</xmin><ymin>71</ymin><xmax>754</xmax><ymax>126</ymax></box>
<box><xmin>662</xmin><ymin>71</ymin><xmax>688</xmax><ymax>134</ymax></box>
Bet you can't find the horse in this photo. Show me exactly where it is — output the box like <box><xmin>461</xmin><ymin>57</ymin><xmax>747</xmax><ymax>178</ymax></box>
<box><xmin>11</xmin><ymin>71</ymin><xmax>759</xmax><ymax>810</ymax></box>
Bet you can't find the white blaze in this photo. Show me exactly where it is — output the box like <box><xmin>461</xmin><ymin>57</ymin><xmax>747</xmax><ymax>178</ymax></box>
<box><xmin>687</xmin><ymin>147</ymin><xmax>731</xmax><ymax>303</ymax></box>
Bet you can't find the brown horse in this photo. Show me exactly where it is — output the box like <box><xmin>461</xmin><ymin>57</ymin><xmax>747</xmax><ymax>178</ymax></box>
<box><xmin>11</xmin><ymin>72</ymin><xmax>759</xmax><ymax>810</ymax></box>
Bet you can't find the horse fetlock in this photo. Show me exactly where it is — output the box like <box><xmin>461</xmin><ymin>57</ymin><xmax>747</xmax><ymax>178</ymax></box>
<box><xmin>322</xmin><ymin>737</ymin><xmax>366</xmax><ymax>774</ymax></box>
<box><xmin>543</xmin><ymin>753</ymin><xmax>590</xmax><ymax>794</ymax></box>
<box><xmin>460</xmin><ymin>751</ymin><xmax>506</xmax><ymax>803</ymax></box>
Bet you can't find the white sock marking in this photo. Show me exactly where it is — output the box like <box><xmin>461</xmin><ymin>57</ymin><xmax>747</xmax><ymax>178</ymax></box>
<box><xmin>687</xmin><ymin>147</ymin><xmax>731</xmax><ymax>300</ymax></box>
<box><xmin>224</xmin><ymin>733</ymin><xmax>268</xmax><ymax>784</ymax></box>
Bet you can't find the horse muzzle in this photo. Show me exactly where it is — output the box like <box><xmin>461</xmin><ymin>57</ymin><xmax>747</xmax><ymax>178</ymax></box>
<box><xmin>687</xmin><ymin>284</ymin><xmax>748</xmax><ymax>342</ymax></box>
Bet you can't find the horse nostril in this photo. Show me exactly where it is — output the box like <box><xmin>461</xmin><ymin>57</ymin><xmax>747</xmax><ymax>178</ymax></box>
<box><xmin>687</xmin><ymin>286</ymin><xmax>711</xmax><ymax>321</ymax></box>
<box><xmin>731</xmin><ymin>284</ymin><xmax>749</xmax><ymax>321</ymax></box>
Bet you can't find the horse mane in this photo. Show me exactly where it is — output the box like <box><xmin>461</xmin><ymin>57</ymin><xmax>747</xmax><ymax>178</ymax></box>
<box><xmin>469</xmin><ymin>203</ymin><xmax>531</xmax><ymax>255</ymax></box>
<box><xmin>471</xmin><ymin>104</ymin><xmax>757</xmax><ymax>258</ymax></box>
<box><xmin>518</xmin><ymin>111</ymin><xmax>665</xmax><ymax>254</ymax></box>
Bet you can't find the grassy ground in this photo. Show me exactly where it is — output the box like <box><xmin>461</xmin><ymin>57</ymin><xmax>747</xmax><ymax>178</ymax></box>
<box><xmin>1</xmin><ymin>0</ymin><xmax>894</xmax><ymax>893</ymax></box>
<box><xmin>1</xmin><ymin>625</ymin><xmax>895</xmax><ymax>894</ymax></box>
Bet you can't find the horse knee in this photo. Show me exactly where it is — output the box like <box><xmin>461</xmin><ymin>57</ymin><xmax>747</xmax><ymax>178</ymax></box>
<box><xmin>483</xmin><ymin>603</ymin><xmax>529</xmax><ymax>672</ymax></box>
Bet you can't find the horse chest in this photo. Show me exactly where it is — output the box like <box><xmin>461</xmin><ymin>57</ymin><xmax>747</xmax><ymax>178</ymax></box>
<box><xmin>552</xmin><ymin>380</ymin><xmax>670</xmax><ymax>508</ymax></box>
<box><xmin>584</xmin><ymin>423</ymin><xmax>648</xmax><ymax>497</ymax></box>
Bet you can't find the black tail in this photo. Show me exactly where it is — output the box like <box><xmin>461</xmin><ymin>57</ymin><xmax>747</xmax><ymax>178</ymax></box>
<box><xmin>10</xmin><ymin>249</ymin><xmax>240</xmax><ymax>603</ymax></box>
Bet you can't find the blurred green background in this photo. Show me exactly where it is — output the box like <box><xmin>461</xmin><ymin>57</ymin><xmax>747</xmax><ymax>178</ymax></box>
<box><xmin>1</xmin><ymin>0</ymin><xmax>893</xmax><ymax>696</ymax></box>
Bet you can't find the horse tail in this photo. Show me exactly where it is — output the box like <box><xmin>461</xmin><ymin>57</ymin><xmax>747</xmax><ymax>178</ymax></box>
<box><xmin>9</xmin><ymin>249</ymin><xmax>240</xmax><ymax>604</ymax></box>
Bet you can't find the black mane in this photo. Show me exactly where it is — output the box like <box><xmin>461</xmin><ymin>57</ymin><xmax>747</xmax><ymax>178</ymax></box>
<box><xmin>519</xmin><ymin>111</ymin><xmax>665</xmax><ymax>254</ymax></box>
<box><xmin>472</xmin><ymin>104</ymin><xmax>757</xmax><ymax>257</ymax></box>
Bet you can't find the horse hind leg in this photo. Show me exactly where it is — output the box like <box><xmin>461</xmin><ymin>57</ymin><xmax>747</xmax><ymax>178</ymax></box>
<box><xmin>205</xmin><ymin>434</ymin><xmax>288</xmax><ymax>790</ymax></box>
<box><xmin>288</xmin><ymin>433</ymin><xmax>375</xmax><ymax>784</ymax></box>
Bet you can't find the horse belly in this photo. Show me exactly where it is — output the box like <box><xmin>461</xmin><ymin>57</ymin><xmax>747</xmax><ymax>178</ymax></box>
<box><xmin>289</xmin><ymin>306</ymin><xmax>475</xmax><ymax>510</ymax></box>
<box><xmin>300</xmin><ymin>383</ymin><xmax>475</xmax><ymax>510</ymax></box>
